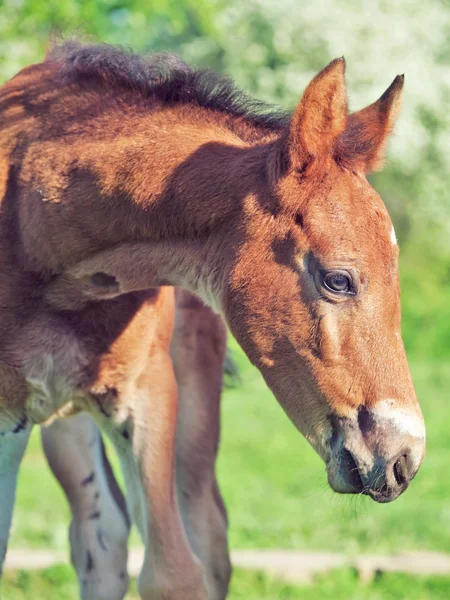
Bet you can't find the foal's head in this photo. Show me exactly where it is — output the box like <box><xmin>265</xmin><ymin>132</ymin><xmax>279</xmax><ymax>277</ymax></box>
<box><xmin>224</xmin><ymin>59</ymin><xmax>425</xmax><ymax>502</ymax></box>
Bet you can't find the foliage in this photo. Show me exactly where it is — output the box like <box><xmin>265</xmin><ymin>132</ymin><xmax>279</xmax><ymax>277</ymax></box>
<box><xmin>0</xmin><ymin>0</ymin><xmax>448</xmax><ymax>356</ymax></box>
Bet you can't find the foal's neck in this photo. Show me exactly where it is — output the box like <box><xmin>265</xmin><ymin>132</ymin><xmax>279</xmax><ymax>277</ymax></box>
<box><xmin>44</xmin><ymin>112</ymin><xmax>275</xmax><ymax>312</ymax></box>
<box><xmin>90</xmin><ymin>111</ymin><xmax>273</xmax><ymax>241</ymax></box>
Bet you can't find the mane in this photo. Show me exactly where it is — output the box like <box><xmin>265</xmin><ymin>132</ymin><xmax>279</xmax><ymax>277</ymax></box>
<box><xmin>47</xmin><ymin>41</ymin><xmax>290</xmax><ymax>134</ymax></box>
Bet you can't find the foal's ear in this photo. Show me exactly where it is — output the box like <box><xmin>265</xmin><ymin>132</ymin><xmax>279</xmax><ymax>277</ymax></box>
<box><xmin>289</xmin><ymin>58</ymin><xmax>348</xmax><ymax>172</ymax></box>
<box><xmin>336</xmin><ymin>74</ymin><xmax>404</xmax><ymax>173</ymax></box>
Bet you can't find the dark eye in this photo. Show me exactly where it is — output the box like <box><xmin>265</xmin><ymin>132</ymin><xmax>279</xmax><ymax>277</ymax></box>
<box><xmin>322</xmin><ymin>271</ymin><xmax>353</xmax><ymax>294</ymax></box>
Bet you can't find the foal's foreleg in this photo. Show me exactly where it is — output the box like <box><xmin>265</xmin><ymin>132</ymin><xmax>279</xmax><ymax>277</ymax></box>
<box><xmin>41</xmin><ymin>413</ymin><xmax>129</xmax><ymax>600</ymax></box>
<box><xmin>172</xmin><ymin>290</ymin><xmax>231</xmax><ymax>600</ymax></box>
<box><xmin>96</xmin><ymin>350</ymin><xmax>208</xmax><ymax>600</ymax></box>
<box><xmin>0</xmin><ymin>421</ymin><xmax>31</xmax><ymax>576</ymax></box>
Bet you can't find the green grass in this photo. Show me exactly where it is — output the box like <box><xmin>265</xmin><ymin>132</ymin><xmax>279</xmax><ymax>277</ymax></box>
<box><xmin>5</xmin><ymin>344</ymin><xmax>450</xmax><ymax>598</ymax></box>
<box><xmin>3</xmin><ymin>565</ymin><xmax>450</xmax><ymax>600</ymax></box>
<box><xmin>219</xmin><ymin>346</ymin><xmax>450</xmax><ymax>554</ymax></box>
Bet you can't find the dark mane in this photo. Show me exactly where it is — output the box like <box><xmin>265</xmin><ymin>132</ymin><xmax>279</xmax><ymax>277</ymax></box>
<box><xmin>47</xmin><ymin>41</ymin><xmax>290</xmax><ymax>133</ymax></box>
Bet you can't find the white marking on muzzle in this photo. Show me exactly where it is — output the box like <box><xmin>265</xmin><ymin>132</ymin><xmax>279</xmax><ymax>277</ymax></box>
<box><xmin>372</xmin><ymin>399</ymin><xmax>425</xmax><ymax>440</ymax></box>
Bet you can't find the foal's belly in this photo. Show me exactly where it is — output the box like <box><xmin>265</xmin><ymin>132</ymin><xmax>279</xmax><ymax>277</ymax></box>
<box><xmin>0</xmin><ymin>312</ymin><xmax>91</xmax><ymax>430</ymax></box>
<box><xmin>0</xmin><ymin>287</ymin><xmax>174</xmax><ymax>432</ymax></box>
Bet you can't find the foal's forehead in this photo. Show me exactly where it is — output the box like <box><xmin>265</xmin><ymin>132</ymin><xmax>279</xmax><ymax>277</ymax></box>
<box><xmin>301</xmin><ymin>170</ymin><xmax>396</xmax><ymax>262</ymax></box>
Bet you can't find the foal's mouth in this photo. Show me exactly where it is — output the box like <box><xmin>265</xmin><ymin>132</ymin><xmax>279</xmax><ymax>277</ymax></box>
<box><xmin>325</xmin><ymin>403</ymin><xmax>425</xmax><ymax>503</ymax></box>
<box><xmin>339</xmin><ymin>448</ymin><xmax>365</xmax><ymax>492</ymax></box>
<box><xmin>329</xmin><ymin>448</ymin><xmax>414</xmax><ymax>503</ymax></box>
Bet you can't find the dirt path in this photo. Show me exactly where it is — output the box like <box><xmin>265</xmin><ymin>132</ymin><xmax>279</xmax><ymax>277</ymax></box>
<box><xmin>5</xmin><ymin>548</ymin><xmax>450</xmax><ymax>584</ymax></box>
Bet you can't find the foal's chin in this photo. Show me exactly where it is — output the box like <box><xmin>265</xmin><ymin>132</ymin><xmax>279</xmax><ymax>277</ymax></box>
<box><xmin>327</xmin><ymin>466</ymin><xmax>407</xmax><ymax>504</ymax></box>
<box><xmin>326</xmin><ymin>463</ymin><xmax>403</xmax><ymax>504</ymax></box>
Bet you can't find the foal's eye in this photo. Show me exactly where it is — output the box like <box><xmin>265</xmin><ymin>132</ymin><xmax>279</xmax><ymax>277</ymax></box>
<box><xmin>322</xmin><ymin>271</ymin><xmax>354</xmax><ymax>295</ymax></box>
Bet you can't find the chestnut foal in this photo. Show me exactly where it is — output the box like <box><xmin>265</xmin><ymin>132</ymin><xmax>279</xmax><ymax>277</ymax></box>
<box><xmin>0</xmin><ymin>41</ymin><xmax>425</xmax><ymax>599</ymax></box>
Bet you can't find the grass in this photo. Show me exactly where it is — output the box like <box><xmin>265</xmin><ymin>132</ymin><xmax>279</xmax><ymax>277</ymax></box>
<box><xmin>3</xmin><ymin>565</ymin><xmax>450</xmax><ymax>600</ymax></box>
<box><xmin>5</xmin><ymin>342</ymin><xmax>450</xmax><ymax>597</ymax></box>
<box><xmin>219</xmin><ymin>346</ymin><xmax>450</xmax><ymax>554</ymax></box>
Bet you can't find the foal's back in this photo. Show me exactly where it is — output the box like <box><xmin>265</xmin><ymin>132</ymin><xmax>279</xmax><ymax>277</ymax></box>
<box><xmin>0</xmin><ymin>47</ymin><xmax>251</xmax><ymax>281</ymax></box>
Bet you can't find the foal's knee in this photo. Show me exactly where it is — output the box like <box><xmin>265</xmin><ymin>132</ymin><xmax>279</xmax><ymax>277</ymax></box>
<box><xmin>137</xmin><ymin>556</ymin><xmax>208</xmax><ymax>600</ymax></box>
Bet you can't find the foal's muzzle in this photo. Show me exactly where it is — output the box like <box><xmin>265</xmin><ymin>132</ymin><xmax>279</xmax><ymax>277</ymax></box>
<box><xmin>326</xmin><ymin>404</ymin><xmax>426</xmax><ymax>503</ymax></box>
<box><xmin>337</xmin><ymin>448</ymin><xmax>419</xmax><ymax>502</ymax></box>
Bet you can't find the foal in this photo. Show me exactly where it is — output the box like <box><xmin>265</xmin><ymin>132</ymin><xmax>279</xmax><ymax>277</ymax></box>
<box><xmin>0</xmin><ymin>41</ymin><xmax>425</xmax><ymax>600</ymax></box>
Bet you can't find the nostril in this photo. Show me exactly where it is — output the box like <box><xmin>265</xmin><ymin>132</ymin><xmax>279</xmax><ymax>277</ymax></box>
<box><xmin>393</xmin><ymin>454</ymin><xmax>408</xmax><ymax>486</ymax></box>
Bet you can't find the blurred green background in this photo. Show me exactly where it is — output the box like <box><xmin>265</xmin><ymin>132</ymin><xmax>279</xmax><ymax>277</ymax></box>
<box><xmin>1</xmin><ymin>0</ymin><xmax>449</xmax><ymax>598</ymax></box>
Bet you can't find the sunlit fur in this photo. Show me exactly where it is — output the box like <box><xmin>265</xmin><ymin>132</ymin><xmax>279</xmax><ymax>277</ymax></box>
<box><xmin>0</xmin><ymin>42</ymin><xmax>425</xmax><ymax>598</ymax></box>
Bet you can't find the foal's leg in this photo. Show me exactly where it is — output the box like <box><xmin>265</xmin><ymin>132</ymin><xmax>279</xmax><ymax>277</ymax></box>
<box><xmin>96</xmin><ymin>359</ymin><xmax>207</xmax><ymax>600</ymax></box>
<box><xmin>89</xmin><ymin>290</ymin><xmax>207</xmax><ymax>600</ymax></box>
<box><xmin>0</xmin><ymin>421</ymin><xmax>32</xmax><ymax>575</ymax></box>
<box><xmin>41</xmin><ymin>413</ymin><xmax>129</xmax><ymax>600</ymax></box>
<box><xmin>171</xmin><ymin>290</ymin><xmax>231</xmax><ymax>600</ymax></box>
